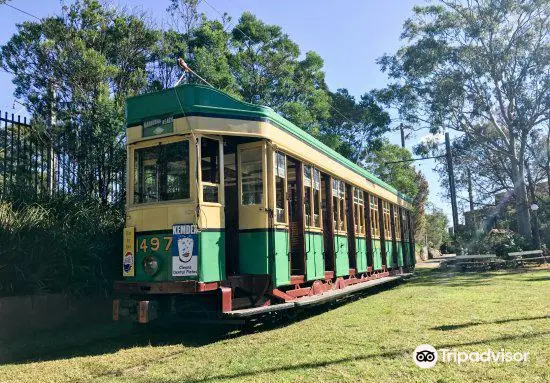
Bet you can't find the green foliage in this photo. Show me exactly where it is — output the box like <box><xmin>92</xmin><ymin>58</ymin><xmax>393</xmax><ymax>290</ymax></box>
<box><xmin>379</xmin><ymin>0</ymin><xmax>550</xmax><ymax>241</ymax></box>
<box><xmin>0</xmin><ymin>196</ymin><xmax>123</xmax><ymax>296</ymax></box>
<box><xmin>1</xmin><ymin>0</ymin><xmax>158</xmax><ymax>202</ymax></box>
<box><xmin>465</xmin><ymin>231</ymin><xmax>527</xmax><ymax>258</ymax></box>
<box><xmin>320</xmin><ymin>90</ymin><xmax>391</xmax><ymax>161</ymax></box>
<box><xmin>424</xmin><ymin>206</ymin><xmax>450</xmax><ymax>250</ymax></box>
<box><xmin>363</xmin><ymin>140</ymin><xmax>420</xmax><ymax>198</ymax></box>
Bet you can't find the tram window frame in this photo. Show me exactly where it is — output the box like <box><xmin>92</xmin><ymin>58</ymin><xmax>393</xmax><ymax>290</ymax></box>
<box><xmin>401</xmin><ymin>209</ymin><xmax>409</xmax><ymax>240</ymax></box>
<box><xmin>369</xmin><ymin>195</ymin><xmax>380</xmax><ymax>238</ymax></box>
<box><xmin>339</xmin><ymin>182</ymin><xmax>346</xmax><ymax>231</ymax></box>
<box><xmin>274</xmin><ymin>151</ymin><xmax>287</xmax><ymax>223</ymax></box>
<box><xmin>312</xmin><ymin>168</ymin><xmax>321</xmax><ymax>228</ymax></box>
<box><xmin>240</xmin><ymin>147</ymin><xmax>264</xmax><ymax>206</ymax></box>
<box><xmin>133</xmin><ymin>140</ymin><xmax>190</xmax><ymax>204</ymax></box>
<box><xmin>382</xmin><ymin>200</ymin><xmax>392</xmax><ymax>239</ymax></box>
<box><xmin>332</xmin><ymin>179</ymin><xmax>346</xmax><ymax>232</ymax></box>
<box><xmin>353</xmin><ymin>188</ymin><xmax>365</xmax><ymax>234</ymax></box>
<box><xmin>303</xmin><ymin>165</ymin><xmax>312</xmax><ymax>227</ymax></box>
<box><xmin>394</xmin><ymin>206</ymin><xmax>402</xmax><ymax>240</ymax></box>
<box><xmin>332</xmin><ymin>180</ymin><xmax>339</xmax><ymax>230</ymax></box>
<box><xmin>200</xmin><ymin>137</ymin><xmax>221</xmax><ymax>204</ymax></box>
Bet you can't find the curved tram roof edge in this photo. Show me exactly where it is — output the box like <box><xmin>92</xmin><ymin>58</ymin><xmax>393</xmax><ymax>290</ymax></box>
<box><xmin>126</xmin><ymin>84</ymin><xmax>413</xmax><ymax>204</ymax></box>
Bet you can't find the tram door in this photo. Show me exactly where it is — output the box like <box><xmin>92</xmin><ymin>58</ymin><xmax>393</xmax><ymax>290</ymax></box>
<box><xmin>236</xmin><ymin>141</ymin><xmax>269</xmax><ymax>275</ymax></box>
<box><xmin>287</xmin><ymin>158</ymin><xmax>305</xmax><ymax>276</ymax></box>
<box><xmin>223</xmin><ymin>139</ymin><xmax>239</xmax><ymax>275</ymax></box>
<box><xmin>322</xmin><ymin>173</ymin><xmax>335</xmax><ymax>275</ymax></box>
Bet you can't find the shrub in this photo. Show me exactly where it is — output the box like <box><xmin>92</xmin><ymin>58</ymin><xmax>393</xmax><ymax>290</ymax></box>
<box><xmin>464</xmin><ymin>231</ymin><xmax>527</xmax><ymax>257</ymax></box>
<box><xmin>0</xmin><ymin>196</ymin><xmax>124</xmax><ymax>297</ymax></box>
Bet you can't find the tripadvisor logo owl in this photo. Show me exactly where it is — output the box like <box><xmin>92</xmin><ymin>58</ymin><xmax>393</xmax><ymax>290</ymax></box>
<box><xmin>413</xmin><ymin>344</ymin><xmax>438</xmax><ymax>368</ymax></box>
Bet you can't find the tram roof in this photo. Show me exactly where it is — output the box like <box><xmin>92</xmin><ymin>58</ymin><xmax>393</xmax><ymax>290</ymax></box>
<box><xmin>126</xmin><ymin>84</ymin><xmax>412</xmax><ymax>203</ymax></box>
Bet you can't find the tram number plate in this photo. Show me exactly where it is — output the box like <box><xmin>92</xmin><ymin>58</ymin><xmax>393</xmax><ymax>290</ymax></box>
<box><xmin>172</xmin><ymin>224</ymin><xmax>198</xmax><ymax>277</ymax></box>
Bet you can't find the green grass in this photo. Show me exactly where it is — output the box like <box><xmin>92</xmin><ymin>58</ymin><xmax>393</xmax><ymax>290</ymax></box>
<box><xmin>0</xmin><ymin>267</ymin><xmax>549</xmax><ymax>383</ymax></box>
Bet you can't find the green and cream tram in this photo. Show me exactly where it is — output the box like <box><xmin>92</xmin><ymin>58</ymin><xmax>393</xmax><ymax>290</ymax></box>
<box><xmin>113</xmin><ymin>84</ymin><xmax>415</xmax><ymax>322</ymax></box>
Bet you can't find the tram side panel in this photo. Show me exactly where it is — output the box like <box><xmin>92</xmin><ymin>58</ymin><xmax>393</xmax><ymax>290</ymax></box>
<box><xmin>305</xmin><ymin>231</ymin><xmax>325</xmax><ymax>281</ymax></box>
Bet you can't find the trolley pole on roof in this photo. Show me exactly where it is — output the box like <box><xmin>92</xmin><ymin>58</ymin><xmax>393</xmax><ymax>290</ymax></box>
<box><xmin>445</xmin><ymin>132</ymin><xmax>459</xmax><ymax>230</ymax></box>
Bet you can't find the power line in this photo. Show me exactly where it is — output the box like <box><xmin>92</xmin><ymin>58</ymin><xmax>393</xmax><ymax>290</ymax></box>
<box><xmin>328</xmin><ymin>103</ymin><xmax>357</xmax><ymax>126</ymax></box>
<box><xmin>202</xmin><ymin>0</ymin><xmax>254</xmax><ymax>41</ymax></box>
<box><xmin>2</xmin><ymin>3</ymin><xmax>41</xmax><ymax>21</ymax></box>
<box><xmin>383</xmin><ymin>154</ymin><xmax>446</xmax><ymax>165</ymax></box>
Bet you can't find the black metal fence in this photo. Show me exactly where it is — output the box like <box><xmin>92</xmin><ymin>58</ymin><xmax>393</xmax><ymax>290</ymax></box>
<box><xmin>0</xmin><ymin>111</ymin><xmax>124</xmax><ymax>203</ymax></box>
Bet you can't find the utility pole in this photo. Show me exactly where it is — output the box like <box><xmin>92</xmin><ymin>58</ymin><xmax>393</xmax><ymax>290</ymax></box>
<box><xmin>400</xmin><ymin>124</ymin><xmax>405</xmax><ymax>148</ymax></box>
<box><xmin>445</xmin><ymin>132</ymin><xmax>459</xmax><ymax>230</ymax></box>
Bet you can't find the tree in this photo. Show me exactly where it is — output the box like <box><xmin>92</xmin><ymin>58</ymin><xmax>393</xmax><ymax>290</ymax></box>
<box><xmin>1</xmin><ymin>0</ymin><xmax>397</xmax><ymax>205</ymax></box>
<box><xmin>319</xmin><ymin>89</ymin><xmax>391</xmax><ymax>162</ymax></box>
<box><xmin>167</xmin><ymin>0</ymin><xmax>201</xmax><ymax>34</ymax></box>
<box><xmin>229</xmin><ymin>12</ymin><xmax>330</xmax><ymax>132</ymax></box>
<box><xmin>363</xmin><ymin>140</ymin><xmax>429</xmax><ymax>242</ymax></box>
<box><xmin>379</xmin><ymin>0</ymin><xmax>550</xmax><ymax>243</ymax></box>
<box><xmin>364</xmin><ymin>140</ymin><xmax>421</xmax><ymax>198</ymax></box>
<box><xmin>1</xmin><ymin>0</ymin><xmax>158</xmax><ymax>202</ymax></box>
<box><xmin>148</xmin><ymin>29</ymin><xmax>188</xmax><ymax>91</ymax></box>
<box><xmin>425</xmin><ymin>204</ymin><xmax>450</xmax><ymax>250</ymax></box>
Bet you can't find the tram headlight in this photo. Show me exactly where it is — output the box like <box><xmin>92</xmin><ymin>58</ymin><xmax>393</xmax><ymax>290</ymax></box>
<box><xmin>142</xmin><ymin>256</ymin><xmax>159</xmax><ymax>276</ymax></box>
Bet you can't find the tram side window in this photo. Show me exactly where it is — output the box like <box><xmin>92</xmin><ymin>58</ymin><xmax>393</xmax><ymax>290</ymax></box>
<box><xmin>304</xmin><ymin>165</ymin><xmax>312</xmax><ymax>226</ymax></box>
<box><xmin>339</xmin><ymin>183</ymin><xmax>346</xmax><ymax>231</ymax></box>
<box><xmin>370</xmin><ymin>195</ymin><xmax>380</xmax><ymax>238</ymax></box>
<box><xmin>394</xmin><ymin>206</ymin><xmax>401</xmax><ymax>240</ymax></box>
<box><xmin>313</xmin><ymin>168</ymin><xmax>321</xmax><ymax>227</ymax></box>
<box><xmin>401</xmin><ymin>209</ymin><xmax>409</xmax><ymax>240</ymax></box>
<box><xmin>134</xmin><ymin>141</ymin><xmax>190</xmax><ymax>204</ymax></box>
<box><xmin>332</xmin><ymin>179</ymin><xmax>346</xmax><ymax>231</ymax></box>
<box><xmin>241</xmin><ymin>148</ymin><xmax>263</xmax><ymax>205</ymax></box>
<box><xmin>382</xmin><ymin>201</ymin><xmax>392</xmax><ymax>239</ymax></box>
<box><xmin>332</xmin><ymin>179</ymin><xmax>339</xmax><ymax>230</ymax></box>
<box><xmin>275</xmin><ymin>152</ymin><xmax>286</xmax><ymax>223</ymax></box>
<box><xmin>354</xmin><ymin>188</ymin><xmax>365</xmax><ymax>234</ymax></box>
<box><xmin>201</xmin><ymin>137</ymin><xmax>220</xmax><ymax>203</ymax></box>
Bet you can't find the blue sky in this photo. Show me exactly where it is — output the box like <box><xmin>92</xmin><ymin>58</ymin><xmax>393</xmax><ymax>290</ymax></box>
<box><xmin>0</xmin><ymin>0</ymin><xmax>454</xmax><ymax>224</ymax></box>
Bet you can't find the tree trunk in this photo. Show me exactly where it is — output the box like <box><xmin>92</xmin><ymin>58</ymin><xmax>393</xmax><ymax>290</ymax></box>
<box><xmin>510</xmin><ymin>156</ymin><xmax>532</xmax><ymax>242</ymax></box>
<box><xmin>525</xmin><ymin>161</ymin><xmax>541</xmax><ymax>249</ymax></box>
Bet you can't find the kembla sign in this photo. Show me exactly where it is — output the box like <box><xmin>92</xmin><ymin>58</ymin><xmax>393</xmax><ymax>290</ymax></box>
<box><xmin>172</xmin><ymin>224</ymin><xmax>198</xmax><ymax>277</ymax></box>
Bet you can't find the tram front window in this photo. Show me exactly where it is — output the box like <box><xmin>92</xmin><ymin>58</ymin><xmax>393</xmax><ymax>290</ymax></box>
<box><xmin>134</xmin><ymin>140</ymin><xmax>190</xmax><ymax>204</ymax></box>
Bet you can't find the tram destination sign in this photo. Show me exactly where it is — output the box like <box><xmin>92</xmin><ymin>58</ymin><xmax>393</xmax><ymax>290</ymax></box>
<box><xmin>142</xmin><ymin>116</ymin><xmax>174</xmax><ymax>137</ymax></box>
<box><xmin>172</xmin><ymin>224</ymin><xmax>198</xmax><ymax>277</ymax></box>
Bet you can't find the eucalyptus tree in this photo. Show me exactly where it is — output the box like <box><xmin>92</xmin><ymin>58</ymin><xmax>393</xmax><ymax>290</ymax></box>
<box><xmin>379</xmin><ymin>0</ymin><xmax>550</xmax><ymax>241</ymax></box>
<box><xmin>1</xmin><ymin>0</ymin><xmax>158</xmax><ymax>202</ymax></box>
<box><xmin>321</xmin><ymin>89</ymin><xmax>391</xmax><ymax>162</ymax></box>
<box><xmin>229</xmin><ymin>12</ymin><xmax>331</xmax><ymax>133</ymax></box>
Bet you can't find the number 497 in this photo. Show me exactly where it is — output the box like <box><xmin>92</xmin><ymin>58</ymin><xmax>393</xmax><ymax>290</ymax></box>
<box><xmin>139</xmin><ymin>236</ymin><xmax>172</xmax><ymax>253</ymax></box>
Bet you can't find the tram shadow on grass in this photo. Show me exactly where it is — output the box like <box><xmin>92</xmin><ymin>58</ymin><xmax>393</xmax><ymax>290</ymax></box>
<box><xmin>2</xmin><ymin>280</ymin><xmax>404</xmax><ymax>365</ymax></box>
